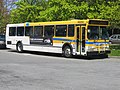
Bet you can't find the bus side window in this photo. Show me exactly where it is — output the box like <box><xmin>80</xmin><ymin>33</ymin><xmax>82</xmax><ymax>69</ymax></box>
<box><xmin>56</xmin><ymin>25</ymin><xmax>67</xmax><ymax>37</ymax></box>
<box><xmin>17</xmin><ymin>27</ymin><xmax>24</xmax><ymax>36</ymax></box>
<box><xmin>44</xmin><ymin>26</ymin><xmax>54</xmax><ymax>37</ymax></box>
<box><xmin>25</xmin><ymin>26</ymin><xmax>33</xmax><ymax>38</ymax></box>
<box><xmin>9</xmin><ymin>27</ymin><xmax>16</xmax><ymax>36</ymax></box>
<box><xmin>68</xmin><ymin>25</ymin><xmax>74</xmax><ymax>37</ymax></box>
<box><xmin>34</xmin><ymin>26</ymin><xmax>43</xmax><ymax>38</ymax></box>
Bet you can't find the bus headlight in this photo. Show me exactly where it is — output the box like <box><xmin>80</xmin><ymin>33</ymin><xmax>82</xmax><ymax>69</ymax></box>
<box><xmin>87</xmin><ymin>46</ymin><xmax>98</xmax><ymax>52</ymax></box>
<box><xmin>87</xmin><ymin>46</ymin><xmax>95</xmax><ymax>51</ymax></box>
<box><xmin>105</xmin><ymin>47</ymin><xmax>110</xmax><ymax>50</ymax></box>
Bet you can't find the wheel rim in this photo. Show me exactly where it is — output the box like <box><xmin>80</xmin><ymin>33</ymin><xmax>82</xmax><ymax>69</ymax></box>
<box><xmin>65</xmin><ymin>48</ymin><xmax>71</xmax><ymax>57</ymax></box>
<box><xmin>18</xmin><ymin>44</ymin><xmax>22</xmax><ymax>52</ymax></box>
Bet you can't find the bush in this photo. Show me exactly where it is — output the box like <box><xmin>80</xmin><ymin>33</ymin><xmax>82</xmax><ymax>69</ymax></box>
<box><xmin>110</xmin><ymin>44</ymin><xmax>120</xmax><ymax>50</ymax></box>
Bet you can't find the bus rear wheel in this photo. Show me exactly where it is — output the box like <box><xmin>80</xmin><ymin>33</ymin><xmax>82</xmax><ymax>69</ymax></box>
<box><xmin>17</xmin><ymin>43</ymin><xmax>23</xmax><ymax>53</ymax></box>
<box><xmin>63</xmin><ymin>46</ymin><xmax>72</xmax><ymax>58</ymax></box>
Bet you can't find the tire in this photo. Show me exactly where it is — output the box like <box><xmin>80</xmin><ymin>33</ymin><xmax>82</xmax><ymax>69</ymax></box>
<box><xmin>16</xmin><ymin>43</ymin><xmax>23</xmax><ymax>53</ymax></box>
<box><xmin>103</xmin><ymin>54</ymin><xmax>108</xmax><ymax>58</ymax></box>
<box><xmin>63</xmin><ymin>46</ymin><xmax>72</xmax><ymax>58</ymax></box>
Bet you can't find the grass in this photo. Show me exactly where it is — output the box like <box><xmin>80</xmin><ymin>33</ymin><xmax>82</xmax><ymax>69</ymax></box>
<box><xmin>109</xmin><ymin>44</ymin><xmax>120</xmax><ymax>56</ymax></box>
<box><xmin>109</xmin><ymin>50</ymin><xmax>120</xmax><ymax>56</ymax></box>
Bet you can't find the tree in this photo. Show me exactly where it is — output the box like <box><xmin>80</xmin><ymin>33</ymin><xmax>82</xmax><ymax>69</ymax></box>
<box><xmin>0</xmin><ymin>0</ymin><xmax>17</xmax><ymax>34</ymax></box>
<box><xmin>10</xmin><ymin>0</ymin><xmax>46</xmax><ymax>23</ymax></box>
<box><xmin>10</xmin><ymin>0</ymin><xmax>120</xmax><ymax>30</ymax></box>
<box><xmin>0</xmin><ymin>0</ymin><xmax>7</xmax><ymax>34</ymax></box>
<box><xmin>39</xmin><ymin>0</ymin><xmax>88</xmax><ymax>21</ymax></box>
<box><xmin>86</xmin><ymin>0</ymin><xmax>120</xmax><ymax>29</ymax></box>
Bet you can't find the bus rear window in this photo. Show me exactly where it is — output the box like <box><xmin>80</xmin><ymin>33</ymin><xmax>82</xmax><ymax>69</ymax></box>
<box><xmin>9</xmin><ymin>27</ymin><xmax>16</xmax><ymax>36</ymax></box>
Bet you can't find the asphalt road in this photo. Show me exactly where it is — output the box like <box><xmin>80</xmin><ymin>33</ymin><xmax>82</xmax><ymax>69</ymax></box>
<box><xmin>0</xmin><ymin>49</ymin><xmax>120</xmax><ymax>90</ymax></box>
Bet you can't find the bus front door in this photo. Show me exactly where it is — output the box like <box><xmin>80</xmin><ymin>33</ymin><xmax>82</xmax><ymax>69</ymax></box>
<box><xmin>81</xmin><ymin>26</ymin><xmax>86</xmax><ymax>55</ymax></box>
<box><xmin>76</xmin><ymin>26</ymin><xmax>86</xmax><ymax>55</ymax></box>
<box><xmin>76</xmin><ymin>26</ymin><xmax>81</xmax><ymax>54</ymax></box>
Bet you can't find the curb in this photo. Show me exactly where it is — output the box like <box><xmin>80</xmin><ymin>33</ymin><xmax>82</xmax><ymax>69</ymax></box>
<box><xmin>109</xmin><ymin>56</ymin><xmax>120</xmax><ymax>59</ymax></box>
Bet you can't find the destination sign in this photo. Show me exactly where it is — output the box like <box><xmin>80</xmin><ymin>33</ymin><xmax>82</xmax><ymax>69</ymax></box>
<box><xmin>89</xmin><ymin>20</ymin><xmax>108</xmax><ymax>25</ymax></box>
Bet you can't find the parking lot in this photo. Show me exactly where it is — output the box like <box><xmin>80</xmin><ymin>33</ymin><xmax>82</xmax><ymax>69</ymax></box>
<box><xmin>0</xmin><ymin>49</ymin><xmax>120</xmax><ymax>90</ymax></box>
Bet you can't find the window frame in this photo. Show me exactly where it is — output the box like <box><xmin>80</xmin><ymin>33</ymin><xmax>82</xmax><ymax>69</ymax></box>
<box><xmin>68</xmin><ymin>24</ymin><xmax>75</xmax><ymax>37</ymax></box>
<box><xmin>25</xmin><ymin>26</ymin><xmax>34</xmax><ymax>38</ymax></box>
<box><xmin>9</xmin><ymin>27</ymin><xmax>16</xmax><ymax>36</ymax></box>
<box><xmin>44</xmin><ymin>25</ymin><xmax>54</xmax><ymax>37</ymax></box>
<box><xmin>34</xmin><ymin>26</ymin><xmax>43</xmax><ymax>38</ymax></box>
<box><xmin>55</xmin><ymin>25</ymin><xmax>67</xmax><ymax>37</ymax></box>
<box><xmin>17</xmin><ymin>27</ymin><xmax>25</xmax><ymax>36</ymax></box>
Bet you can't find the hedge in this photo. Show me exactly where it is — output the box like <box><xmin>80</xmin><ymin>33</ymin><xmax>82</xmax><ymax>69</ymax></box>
<box><xmin>110</xmin><ymin>44</ymin><xmax>120</xmax><ymax>50</ymax></box>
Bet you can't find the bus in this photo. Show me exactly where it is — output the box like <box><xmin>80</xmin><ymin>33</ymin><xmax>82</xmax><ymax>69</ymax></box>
<box><xmin>6</xmin><ymin>19</ymin><xmax>111</xmax><ymax>57</ymax></box>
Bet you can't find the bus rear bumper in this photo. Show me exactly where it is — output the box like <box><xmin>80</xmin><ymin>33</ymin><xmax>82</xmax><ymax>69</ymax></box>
<box><xmin>87</xmin><ymin>50</ymin><xmax>111</xmax><ymax>56</ymax></box>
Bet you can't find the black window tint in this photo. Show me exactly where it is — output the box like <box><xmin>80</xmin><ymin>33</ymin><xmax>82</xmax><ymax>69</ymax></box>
<box><xmin>34</xmin><ymin>26</ymin><xmax>43</xmax><ymax>38</ymax></box>
<box><xmin>0</xmin><ymin>35</ymin><xmax>5</xmax><ymax>40</ymax></box>
<box><xmin>68</xmin><ymin>25</ymin><xmax>74</xmax><ymax>37</ymax></box>
<box><xmin>17</xmin><ymin>27</ymin><xmax>24</xmax><ymax>36</ymax></box>
<box><xmin>56</xmin><ymin>25</ymin><xmax>67</xmax><ymax>37</ymax></box>
<box><xmin>25</xmin><ymin>26</ymin><xmax>33</xmax><ymax>37</ymax></box>
<box><xmin>9</xmin><ymin>27</ymin><xmax>16</xmax><ymax>36</ymax></box>
<box><xmin>44</xmin><ymin>26</ymin><xmax>54</xmax><ymax>37</ymax></box>
<box><xmin>113</xmin><ymin>36</ymin><xmax>116</xmax><ymax>39</ymax></box>
<box><xmin>118</xmin><ymin>36</ymin><xmax>120</xmax><ymax>39</ymax></box>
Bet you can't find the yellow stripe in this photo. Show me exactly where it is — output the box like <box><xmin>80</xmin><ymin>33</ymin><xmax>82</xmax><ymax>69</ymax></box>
<box><xmin>53</xmin><ymin>41</ymin><xmax>76</xmax><ymax>44</ymax></box>
<box><xmin>86</xmin><ymin>44</ymin><xmax>109</xmax><ymax>47</ymax></box>
<box><xmin>87</xmin><ymin>40</ymin><xmax>109</xmax><ymax>42</ymax></box>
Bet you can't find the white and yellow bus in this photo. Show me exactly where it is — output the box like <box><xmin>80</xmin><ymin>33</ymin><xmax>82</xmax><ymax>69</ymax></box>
<box><xmin>6</xmin><ymin>19</ymin><xmax>111</xmax><ymax>57</ymax></box>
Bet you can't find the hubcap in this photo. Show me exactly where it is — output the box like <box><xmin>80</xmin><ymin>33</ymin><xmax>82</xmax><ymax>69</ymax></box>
<box><xmin>18</xmin><ymin>45</ymin><xmax>21</xmax><ymax>52</ymax></box>
<box><xmin>65</xmin><ymin>48</ymin><xmax>71</xmax><ymax>56</ymax></box>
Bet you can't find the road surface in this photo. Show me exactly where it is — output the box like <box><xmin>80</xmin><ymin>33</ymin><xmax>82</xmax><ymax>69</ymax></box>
<box><xmin>0</xmin><ymin>49</ymin><xmax>120</xmax><ymax>90</ymax></box>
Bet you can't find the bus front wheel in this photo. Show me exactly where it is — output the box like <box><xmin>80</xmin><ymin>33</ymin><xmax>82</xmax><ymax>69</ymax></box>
<box><xmin>63</xmin><ymin>46</ymin><xmax>72</xmax><ymax>58</ymax></box>
<box><xmin>17</xmin><ymin>43</ymin><xmax>23</xmax><ymax>53</ymax></box>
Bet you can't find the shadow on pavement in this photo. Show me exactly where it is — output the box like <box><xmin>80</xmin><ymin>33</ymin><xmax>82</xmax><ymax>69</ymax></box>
<box><xmin>0</xmin><ymin>48</ymin><xmax>9</xmax><ymax>50</ymax></box>
<box><xmin>8</xmin><ymin>50</ymin><xmax>109</xmax><ymax>60</ymax></box>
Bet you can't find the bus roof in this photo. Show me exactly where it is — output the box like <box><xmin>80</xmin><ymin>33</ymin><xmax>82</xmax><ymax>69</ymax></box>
<box><xmin>7</xmin><ymin>19</ymin><xmax>108</xmax><ymax>27</ymax></box>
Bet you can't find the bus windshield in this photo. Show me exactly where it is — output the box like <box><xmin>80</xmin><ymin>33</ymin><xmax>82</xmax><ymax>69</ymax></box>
<box><xmin>88</xmin><ymin>26</ymin><xmax>109</xmax><ymax>40</ymax></box>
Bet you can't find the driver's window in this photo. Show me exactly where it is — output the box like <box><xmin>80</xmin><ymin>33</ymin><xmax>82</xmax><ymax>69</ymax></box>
<box><xmin>87</xmin><ymin>26</ymin><xmax>99</xmax><ymax>39</ymax></box>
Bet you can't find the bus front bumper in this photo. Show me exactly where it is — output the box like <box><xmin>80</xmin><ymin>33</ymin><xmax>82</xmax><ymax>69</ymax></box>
<box><xmin>87</xmin><ymin>50</ymin><xmax>111</xmax><ymax>56</ymax></box>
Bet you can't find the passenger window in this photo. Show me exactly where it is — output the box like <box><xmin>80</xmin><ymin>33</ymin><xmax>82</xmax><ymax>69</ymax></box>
<box><xmin>9</xmin><ymin>27</ymin><xmax>16</xmax><ymax>36</ymax></box>
<box><xmin>56</xmin><ymin>25</ymin><xmax>67</xmax><ymax>37</ymax></box>
<box><xmin>17</xmin><ymin>27</ymin><xmax>24</xmax><ymax>36</ymax></box>
<box><xmin>111</xmin><ymin>36</ymin><xmax>113</xmax><ymax>38</ymax></box>
<box><xmin>118</xmin><ymin>36</ymin><xmax>120</xmax><ymax>39</ymax></box>
<box><xmin>113</xmin><ymin>36</ymin><xmax>116</xmax><ymax>39</ymax></box>
<box><xmin>25</xmin><ymin>26</ymin><xmax>33</xmax><ymax>38</ymax></box>
<box><xmin>68</xmin><ymin>25</ymin><xmax>74</xmax><ymax>37</ymax></box>
<box><xmin>44</xmin><ymin>26</ymin><xmax>54</xmax><ymax>37</ymax></box>
<box><xmin>34</xmin><ymin>26</ymin><xmax>43</xmax><ymax>38</ymax></box>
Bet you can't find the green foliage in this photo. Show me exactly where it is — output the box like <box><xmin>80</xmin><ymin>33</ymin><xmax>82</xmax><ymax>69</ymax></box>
<box><xmin>39</xmin><ymin>0</ymin><xmax>82</xmax><ymax>21</ymax></box>
<box><xmin>109</xmin><ymin>44</ymin><xmax>120</xmax><ymax>56</ymax></box>
<box><xmin>0</xmin><ymin>0</ymin><xmax>9</xmax><ymax>33</ymax></box>
<box><xmin>110</xmin><ymin>44</ymin><xmax>120</xmax><ymax>50</ymax></box>
<box><xmin>9</xmin><ymin>0</ymin><xmax>120</xmax><ymax>29</ymax></box>
<box><xmin>109</xmin><ymin>50</ymin><xmax>120</xmax><ymax>56</ymax></box>
<box><xmin>10</xmin><ymin>0</ymin><xmax>44</xmax><ymax>23</ymax></box>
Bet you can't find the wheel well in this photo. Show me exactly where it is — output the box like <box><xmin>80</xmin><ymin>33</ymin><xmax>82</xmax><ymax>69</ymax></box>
<box><xmin>62</xmin><ymin>43</ymin><xmax>72</xmax><ymax>51</ymax></box>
